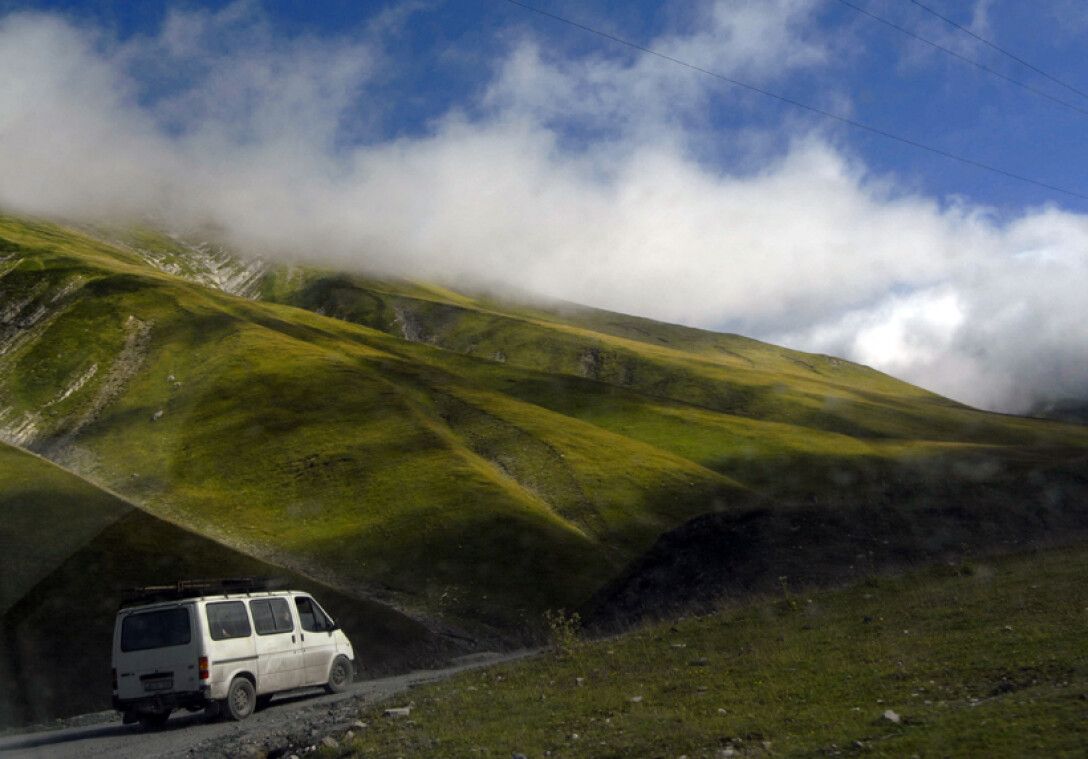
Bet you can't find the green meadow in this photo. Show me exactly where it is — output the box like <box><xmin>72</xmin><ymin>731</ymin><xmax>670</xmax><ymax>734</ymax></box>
<box><xmin>343</xmin><ymin>545</ymin><xmax>1088</xmax><ymax>758</ymax></box>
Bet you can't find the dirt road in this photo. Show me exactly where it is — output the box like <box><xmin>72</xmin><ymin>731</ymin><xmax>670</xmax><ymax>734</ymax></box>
<box><xmin>0</xmin><ymin>651</ymin><xmax>530</xmax><ymax>758</ymax></box>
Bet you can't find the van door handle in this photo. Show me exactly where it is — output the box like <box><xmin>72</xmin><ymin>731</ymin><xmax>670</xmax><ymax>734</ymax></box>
<box><xmin>291</xmin><ymin>635</ymin><xmax>295</xmax><ymax>643</ymax></box>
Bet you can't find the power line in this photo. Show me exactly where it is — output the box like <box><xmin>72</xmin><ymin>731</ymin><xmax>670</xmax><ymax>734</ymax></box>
<box><xmin>498</xmin><ymin>0</ymin><xmax>1088</xmax><ymax>202</ymax></box>
<box><xmin>907</xmin><ymin>0</ymin><xmax>1088</xmax><ymax>103</ymax></box>
<box><xmin>835</xmin><ymin>0</ymin><xmax>1088</xmax><ymax>117</ymax></box>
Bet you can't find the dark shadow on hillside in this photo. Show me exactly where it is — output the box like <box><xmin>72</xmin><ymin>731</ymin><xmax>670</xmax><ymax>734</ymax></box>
<box><xmin>587</xmin><ymin>449</ymin><xmax>1088</xmax><ymax>629</ymax></box>
<box><xmin>0</xmin><ymin>510</ymin><xmax>461</xmax><ymax>729</ymax></box>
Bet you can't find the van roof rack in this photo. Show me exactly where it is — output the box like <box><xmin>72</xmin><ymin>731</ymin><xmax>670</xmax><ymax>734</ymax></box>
<box><xmin>120</xmin><ymin>577</ymin><xmax>281</xmax><ymax>606</ymax></box>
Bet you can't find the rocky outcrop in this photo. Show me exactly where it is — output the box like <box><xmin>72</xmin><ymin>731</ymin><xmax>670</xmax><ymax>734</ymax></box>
<box><xmin>131</xmin><ymin>240</ymin><xmax>268</xmax><ymax>298</ymax></box>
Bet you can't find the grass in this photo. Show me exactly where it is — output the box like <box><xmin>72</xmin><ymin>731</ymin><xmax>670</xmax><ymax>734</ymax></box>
<box><xmin>340</xmin><ymin>543</ymin><xmax>1088</xmax><ymax>758</ymax></box>
<box><xmin>1</xmin><ymin>214</ymin><xmax>1087</xmax><ymax>638</ymax></box>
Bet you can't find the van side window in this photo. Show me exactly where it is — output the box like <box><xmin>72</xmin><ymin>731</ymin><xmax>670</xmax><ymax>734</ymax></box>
<box><xmin>206</xmin><ymin>601</ymin><xmax>251</xmax><ymax>640</ymax></box>
<box><xmin>250</xmin><ymin>598</ymin><xmax>294</xmax><ymax>635</ymax></box>
<box><xmin>295</xmin><ymin>597</ymin><xmax>329</xmax><ymax>632</ymax></box>
<box><xmin>270</xmin><ymin>598</ymin><xmax>295</xmax><ymax>631</ymax></box>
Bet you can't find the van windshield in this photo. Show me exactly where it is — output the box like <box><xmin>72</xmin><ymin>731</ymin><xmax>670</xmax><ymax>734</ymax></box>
<box><xmin>120</xmin><ymin>607</ymin><xmax>192</xmax><ymax>652</ymax></box>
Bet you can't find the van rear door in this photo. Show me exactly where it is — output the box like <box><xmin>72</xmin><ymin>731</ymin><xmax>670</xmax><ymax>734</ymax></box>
<box><xmin>115</xmin><ymin>605</ymin><xmax>199</xmax><ymax>700</ymax></box>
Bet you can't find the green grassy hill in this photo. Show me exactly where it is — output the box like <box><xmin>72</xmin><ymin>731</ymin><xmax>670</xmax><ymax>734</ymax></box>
<box><xmin>2</xmin><ymin>218</ymin><xmax>748</xmax><ymax>621</ymax></box>
<box><xmin>341</xmin><ymin>543</ymin><xmax>1088</xmax><ymax>757</ymax></box>
<box><xmin>1</xmin><ymin>213</ymin><xmax>1086</xmax><ymax>720</ymax></box>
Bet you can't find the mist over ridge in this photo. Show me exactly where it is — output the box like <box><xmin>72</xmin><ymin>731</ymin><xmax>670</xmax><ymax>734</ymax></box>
<box><xmin>1</xmin><ymin>1</ymin><xmax>1086</xmax><ymax>414</ymax></box>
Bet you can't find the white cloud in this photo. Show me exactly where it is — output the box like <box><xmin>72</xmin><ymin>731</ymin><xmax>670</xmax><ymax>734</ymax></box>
<box><xmin>0</xmin><ymin>1</ymin><xmax>1085</xmax><ymax>414</ymax></box>
<box><xmin>483</xmin><ymin>0</ymin><xmax>828</xmax><ymax>150</ymax></box>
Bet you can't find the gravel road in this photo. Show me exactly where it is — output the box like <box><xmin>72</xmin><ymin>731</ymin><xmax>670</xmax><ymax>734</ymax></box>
<box><xmin>0</xmin><ymin>651</ymin><xmax>531</xmax><ymax>759</ymax></box>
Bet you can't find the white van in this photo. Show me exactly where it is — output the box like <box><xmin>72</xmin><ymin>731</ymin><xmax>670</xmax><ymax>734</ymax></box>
<box><xmin>111</xmin><ymin>581</ymin><xmax>355</xmax><ymax>728</ymax></box>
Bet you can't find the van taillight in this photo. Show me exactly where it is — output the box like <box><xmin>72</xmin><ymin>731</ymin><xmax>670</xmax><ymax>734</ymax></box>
<box><xmin>111</xmin><ymin>668</ymin><xmax>118</xmax><ymax>691</ymax></box>
<box><xmin>198</xmin><ymin>656</ymin><xmax>209</xmax><ymax>680</ymax></box>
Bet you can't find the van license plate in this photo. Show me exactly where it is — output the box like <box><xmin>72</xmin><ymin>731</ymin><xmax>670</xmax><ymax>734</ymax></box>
<box><xmin>144</xmin><ymin>679</ymin><xmax>172</xmax><ymax>692</ymax></box>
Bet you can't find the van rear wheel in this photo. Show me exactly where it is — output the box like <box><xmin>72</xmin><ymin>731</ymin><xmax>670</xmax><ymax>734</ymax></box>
<box><xmin>225</xmin><ymin>677</ymin><xmax>256</xmax><ymax>720</ymax></box>
<box><xmin>325</xmin><ymin>655</ymin><xmax>352</xmax><ymax>693</ymax></box>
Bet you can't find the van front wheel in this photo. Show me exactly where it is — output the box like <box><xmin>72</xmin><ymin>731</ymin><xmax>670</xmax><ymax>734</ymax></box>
<box><xmin>225</xmin><ymin>677</ymin><xmax>256</xmax><ymax>720</ymax></box>
<box><xmin>325</xmin><ymin>656</ymin><xmax>352</xmax><ymax>693</ymax></box>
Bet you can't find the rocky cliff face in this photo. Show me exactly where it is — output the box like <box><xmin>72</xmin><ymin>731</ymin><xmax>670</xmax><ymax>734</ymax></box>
<box><xmin>128</xmin><ymin>238</ymin><xmax>268</xmax><ymax>298</ymax></box>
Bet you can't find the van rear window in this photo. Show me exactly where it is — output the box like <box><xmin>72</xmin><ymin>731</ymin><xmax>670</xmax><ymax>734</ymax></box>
<box><xmin>121</xmin><ymin>608</ymin><xmax>192</xmax><ymax>652</ymax></box>
<box><xmin>206</xmin><ymin>601</ymin><xmax>252</xmax><ymax>640</ymax></box>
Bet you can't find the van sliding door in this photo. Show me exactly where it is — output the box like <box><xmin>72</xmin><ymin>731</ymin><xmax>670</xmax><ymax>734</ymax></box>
<box><xmin>249</xmin><ymin>598</ymin><xmax>303</xmax><ymax>693</ymax></box>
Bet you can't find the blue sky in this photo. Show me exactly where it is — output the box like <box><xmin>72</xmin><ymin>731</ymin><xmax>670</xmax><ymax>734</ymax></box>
<box><xmin>0</xmin><ymin>0</ymin><xmax>1086</xmax><ymax>412</ymax></box>
<box><xmin>9</xmin><ymin>0</ymin><xmax>1086</xmax><ymax>213</ymax></box>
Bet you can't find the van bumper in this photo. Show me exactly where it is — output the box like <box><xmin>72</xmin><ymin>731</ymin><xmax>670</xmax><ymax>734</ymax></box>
<box><xmin>113</xmin><ymin>689</ymin><xmax>211</xmax><ymax>715</ymax></box>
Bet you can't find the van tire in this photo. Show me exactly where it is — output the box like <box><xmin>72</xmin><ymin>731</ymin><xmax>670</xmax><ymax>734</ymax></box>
<box><xmin>325</xmin><ymin>656</ymin><xmax>352</xmax><ymax>693</ymax></box>
<box><xmin>225</xmin><ymin>677</ymin><xmax>256</xmax><ymax>720</ymax></box>
<box><xmin>138</xmin><ymin>711</ymin><xmax>170</xmax><ymax>730</ymax></box>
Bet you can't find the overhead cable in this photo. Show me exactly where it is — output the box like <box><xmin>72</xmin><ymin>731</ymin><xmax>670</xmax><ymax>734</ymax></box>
<box><xmin>907</xmin><ymin>0</ymin><xmax>1088</xmax><ymax>103</ymax></box>
<box><xmin>835</xmin><ymin>0</ymin><xmax>1088</xmax><ymax>117</ymax></box>
<box><xmin>498</xmin><ymin>0</ymin><xmax>1088</xmax><ymax>202</ymax></box>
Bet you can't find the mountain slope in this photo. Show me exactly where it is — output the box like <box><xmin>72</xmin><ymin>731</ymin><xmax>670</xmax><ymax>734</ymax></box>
<box><xmin>1</xmin><ymin>214</ymin><xmax>1086</xmax><ymax>638</ymax></box>
<box><xmin>0</xmin><ymin>217</ymin><xmax>741</xmax><ymax>628</ymax></box>
<box><xmin>259</xmin><ymin>266</ymin><xmax>1060</xmax><ymax>447</ymax></box>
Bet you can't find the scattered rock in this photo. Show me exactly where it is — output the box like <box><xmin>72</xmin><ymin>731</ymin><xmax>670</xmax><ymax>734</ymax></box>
<box><xmin>882</xmin><ymin>709</ymin><xmax>901</xmax><ymax>724</ymax></box>
<box><xmin>628</xmin><ymin>695</ymin><xmax>643</xmax><ymax>703</ymax></box>
<box><xmin>689</xmin><ymin>657</ymin><xmax>710</xmax><ymax>666</ymax></box>
<box><xmin>513</xmin><ymin>754</ymin><xmax>528</xmax><ymax>759</ymax></box>
<box><xmin>384</xmin><ymin>705</ymin><xmax>412</xmax><ymax>718</ymax></box>
<box><xmin>151</xmin><ymin>409</ymin><xmax>164</xmax><ymax>421</ymax></box>
<box><xmin>579</xmin><ymin>347</ymin><xmax>602</xmax><ymax>379</ymax></box>
<box><xmin>575</xmin><ymin>677</ymin><xmax>585</xmax><ymax>686</ymax></box>
<box><xmin>320</xmin><ymin>735</ymin><xmax>339</xmax><ymax>749</ymax></box>
<box><xmin>352</xmin><ymin>720</ymin><xmax>368</xmax><ymax>729</ymax></box>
